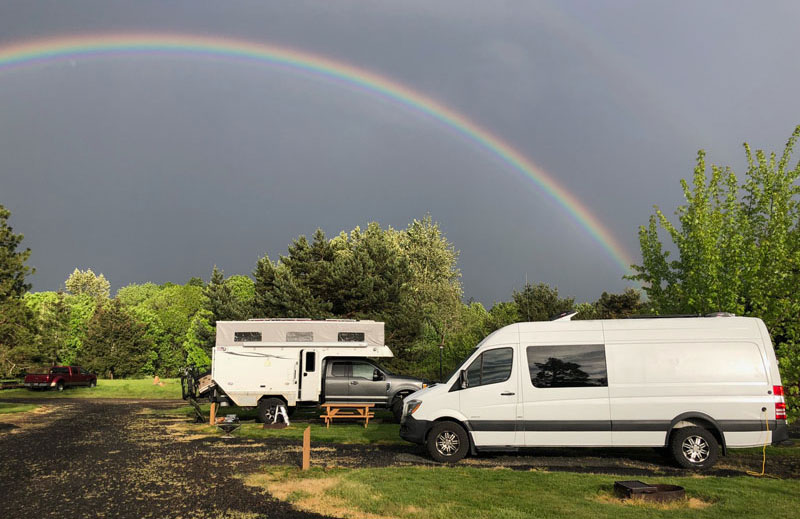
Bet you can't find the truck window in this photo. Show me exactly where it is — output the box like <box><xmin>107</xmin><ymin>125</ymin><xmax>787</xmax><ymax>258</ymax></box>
<box><xmin>305</xmin><ymin>351</ymin><xmax>316</xmax><ymax>372</ymax></box>
<box><xmin>526</xmin><ymin>345</ymin><xmax>607</xmax><ymax>388</ymax></box>
<box><xmin>331</xmin><ymin>362</ymin><xmax>349</xmax><ymax>377</ymax></box>
<box><xmin>351</xmin><ymin>362</ymin><xmax>375</xmax><ymax>380</ymax></box>
<box><xmin>465</xmin><ymin>348</ymin><xmax>513</xmax><ymax>387</ymax></box>
<box><xmin>51</xmin><ymin>367</ymin><xmax>69</xmax><ymax>374</ymax></box>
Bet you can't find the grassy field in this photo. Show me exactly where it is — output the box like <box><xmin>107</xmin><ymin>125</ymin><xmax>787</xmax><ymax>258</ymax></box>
<box><xmin>248</xmin><ymin>465</ymin><xmax>800</xmax><ymax>519</ymax></box>
<box><xmin>171</xmin><ymin>404</ymin><xmax>405</xmax><ymax>445</ymax></box>
<box><xmin>0</xmin><ymin>402</ymin><xmax>38</xmax><ymax>414</ymax></box>
<box><xmin>0</xmin><ymin>378</ymin><xmax>182</xmax><ymax>399</ymax></box>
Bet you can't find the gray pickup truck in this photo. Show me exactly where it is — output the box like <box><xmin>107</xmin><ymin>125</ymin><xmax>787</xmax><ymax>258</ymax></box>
<box><xmin>322</xmin><ymin>357</ymin><xmax>426</xmax><ymax>421</ymax></box>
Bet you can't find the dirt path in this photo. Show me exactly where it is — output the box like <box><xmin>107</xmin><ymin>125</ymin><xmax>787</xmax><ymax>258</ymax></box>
<box><xmin>1</xmin><ymin>399</ymin><xmax>797</xmax><ymax>519</ymax></box>
<box><xmin>0</xmin><ymin>399</ymin><xmax>327</xmax><ymax>519</ymax></box>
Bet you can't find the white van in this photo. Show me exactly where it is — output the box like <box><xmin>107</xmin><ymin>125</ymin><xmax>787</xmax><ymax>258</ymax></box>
<box><xmin>400</xmin><ymin>316</ymin><xmax>789</xmax><ymax>469</ymax></box>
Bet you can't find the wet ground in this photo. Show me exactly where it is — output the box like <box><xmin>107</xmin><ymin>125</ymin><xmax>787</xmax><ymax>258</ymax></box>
<box><xmin>1</xmin><ymin>398</ymin><xmax>797</xmax><ymax>518</ymax></box>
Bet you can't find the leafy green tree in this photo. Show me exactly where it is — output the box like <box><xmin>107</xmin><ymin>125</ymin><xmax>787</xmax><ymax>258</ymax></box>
<box><xmin>65</xmin><ymin>268</ymin><xmax>110</xmax><ymax>300</ymax></box>
<box><xmin>574</xmin><ymin>289</ymin><xmax>643</xmax><ymax>320</ymax></box>
<box><xmin>0</xmin><ymin>204</ymin><xmax>36</xmax><ymax>376</ymax></box>
<box><xmin>79</xmin><ymin>299</ymin><xmax>152</xmax><ymax>378</ymax></box>
<box><xmin>25</xmin><ymin>291</ymin><xmax>71</xmax><ymax>364</ymax></box>
<box><xmin>183</xmin><ymin>309</ymin><xmax>215</xmax><ymax>369</ymax></box>
<box><xmin>628</xmin><ymin>126</ymin><xmax>800</xmax><ymax>414</ymax></box>
<box><xmin>204</xmin><ymin>266</ymin><xmax>251</xmax><ymax>323</ymax></box>
<box><xmin>512</xmin><ymin>282</ymin><xmax>574</xmax><ymax>321</ymax></box>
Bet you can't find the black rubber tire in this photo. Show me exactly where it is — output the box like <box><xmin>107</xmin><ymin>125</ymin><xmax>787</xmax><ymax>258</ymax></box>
<box><xmin>426</xmin><ymin>421</ymin><xmax>469</xmax><ymax>463</ymax></box>
<box><xmin>257</xmin><ymin>397</ymin><xmax>285</xmax><ymax>424</ymax></box>
<box><xmin>669</xmin><ymin>426</ymin><xmax>719</xmax><ymax>470</ymax></box>
<box><xmin>89</xmin><ymin>379</ymin><xmax>96</xmax><ymax>388</ymax></box>
<box><xmin>391</xmin><ymin>397</ymin><xmax>405</xmax><ymax>423</ymax></box>
<box><xmin>56</xmin><ymin>382</ymin><xmax>64</xmax><ymax>392</ymax></box>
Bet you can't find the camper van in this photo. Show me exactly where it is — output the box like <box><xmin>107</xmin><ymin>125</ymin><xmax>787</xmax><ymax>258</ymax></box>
<box><xmin>202</xmin><ymin>319</ymin><xmax>425</xmax><ymax>422</ymax></box>
<box><xmin>400</xmin><ymin>316</ymin><xmax>789</xmax><ymax>469</ymax></box>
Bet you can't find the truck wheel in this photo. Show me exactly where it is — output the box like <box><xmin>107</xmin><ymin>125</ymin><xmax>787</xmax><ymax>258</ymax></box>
<box><xmin>670</xmin><ymin>426</ymin><xmax>719</xmax><ymax>470</ymax></box>
<box><xmin>427</xmin><ymin>421</ymin><xmax>469</xmax><ymax>463</ymax></box>
<box><xmin>56</xmin><ymin>382</ymin><xmax>64</xmax><ymax>392</ymax></box>
<box><xmin>391</xmin><ymin>397</ymin><xmax>405</xmax><ymax>423</ymax></box>
<box><xmin>89</xmin><ymin>380</ymin><xmax>96</xmax><ymax>388</ymax></box>
<box><xmin>257</xmin><ymin>398</ymin><xmax>284</xmax><ymax>424</ymax></box>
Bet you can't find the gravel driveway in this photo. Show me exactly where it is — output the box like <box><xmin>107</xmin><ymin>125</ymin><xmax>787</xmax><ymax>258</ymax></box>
<box><xmin>1</xmin><ymin>398</ymin><xmax>797</xmax><ymax>518</ymax></box>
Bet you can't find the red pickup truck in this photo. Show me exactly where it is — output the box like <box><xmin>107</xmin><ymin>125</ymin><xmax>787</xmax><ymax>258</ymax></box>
<box><xmin>24</xmin><ymin>366</ymin><xmax>97</xmax><ymax>391</ymax></box>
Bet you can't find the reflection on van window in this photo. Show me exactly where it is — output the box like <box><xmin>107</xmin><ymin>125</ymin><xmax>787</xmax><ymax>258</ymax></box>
<box><xmin>465</xmin><ymin>348</ymin><xmax>513</xmax><ymax>387</ymax></box>
<box><xmin>526</xmin><ymin>345</ymin><xmax>607</xmax><ymax>388</ymax></box>
<box><xmin>331</xmin><ymin>363</ymin><xmax>349</xmax><ymax>377</ymax></box>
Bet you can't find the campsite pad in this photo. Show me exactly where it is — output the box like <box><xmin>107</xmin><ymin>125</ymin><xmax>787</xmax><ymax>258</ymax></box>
<box><xmin>1</xmin><ymin>398</ymin><xmax>798</xmax><ymax>518</ymax></box>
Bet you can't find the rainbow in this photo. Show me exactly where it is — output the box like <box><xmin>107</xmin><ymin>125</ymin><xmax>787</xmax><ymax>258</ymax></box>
<box><xmin>0</xmin><ymin>33</ymin><xmax>635</xmax><ymax>271</ymax></box>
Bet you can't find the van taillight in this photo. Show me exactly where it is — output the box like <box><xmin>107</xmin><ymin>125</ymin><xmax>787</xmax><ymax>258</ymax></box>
<box><xmin>776</xmin><ymin>402</ymin><xmax>787</xmax><ymax>420</ymax></box>
<box><xmin>773</xmin><ymin>385</ymin><xmax>784</xmax><ymax>397</ymax></box>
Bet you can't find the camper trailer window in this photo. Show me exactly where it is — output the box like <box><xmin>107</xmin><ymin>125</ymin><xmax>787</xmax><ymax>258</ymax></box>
<box><xmin>526</xmin><ymin>344</ymin><xmax>608</xmax><ymax>388</ymax></box>
<box><xmin>338</xmin><ymin>332</ymin><xmax>366</xmax><ymax>342</ymax></box>
<box><xmin>305</xmin><ymin>351</ymin><xmax>316</xmax><ymax>372</ymax></box>
<box><xmin>234</xmin><ymin>332</ymin><xmax>262</xmax><ymax>342</ymax></box>
<box><xmin>287</xmin><ymin>332</ymin><xmax>313</xmax><ymax>342</ymax></box>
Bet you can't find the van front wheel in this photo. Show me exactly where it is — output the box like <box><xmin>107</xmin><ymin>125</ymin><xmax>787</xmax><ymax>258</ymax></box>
<box><xmin>670</xmin><ymin>426</ymin><xmax>719</xmax><ymax>470</ymax></box>
<box><xmin>427</xmin><ymin>421</ymin><xmax>469</xmax><ymax>463</ymax></box>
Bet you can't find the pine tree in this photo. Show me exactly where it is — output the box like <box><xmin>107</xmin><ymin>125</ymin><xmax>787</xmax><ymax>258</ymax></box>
<box><xmin>79</xmin><ymin>299</ymin><xmax>152</xmax><ymax>378</ymax></box>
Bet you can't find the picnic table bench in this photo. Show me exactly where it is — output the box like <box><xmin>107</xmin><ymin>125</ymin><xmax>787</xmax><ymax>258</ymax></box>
<box><xmin>320</xmin><ymin>403</ymin><xmax>375</xmax><ymax>428</ymax></box>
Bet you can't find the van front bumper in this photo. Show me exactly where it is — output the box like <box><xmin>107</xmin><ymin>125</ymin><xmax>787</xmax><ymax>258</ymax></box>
<box><xmin>772</xmin><ymin>420</ymin><xmax>790</xmax><ymax>445</ymax></box>
<box><xmin>399</xmin><ymin>415</ymin><xmax>430</xmax><ymax>445</ymax></box>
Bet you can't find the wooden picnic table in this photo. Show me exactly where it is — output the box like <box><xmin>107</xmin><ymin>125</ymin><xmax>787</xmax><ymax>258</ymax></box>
<box><xmin>320</xmin><ymin>402</ymin><xmax>375</xmax><ymax>428</ymax></box>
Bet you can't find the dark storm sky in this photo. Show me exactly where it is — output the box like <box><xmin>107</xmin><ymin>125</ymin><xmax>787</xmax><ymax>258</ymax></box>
<box><xmin>1</xmin><ymin>1</ymin><xmax>799</xmax><ymax>304</ymax></box>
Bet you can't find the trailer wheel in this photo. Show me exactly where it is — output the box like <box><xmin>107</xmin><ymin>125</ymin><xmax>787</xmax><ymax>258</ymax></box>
<box><xmin>669</xmin><ymin>426</ymin><xmax>719</xmax><ymax>469</ymax></box>
<box><xmin>257</xmin><ymin>398</ymin><xmax>285</xmax><ymax>424</ymax></box>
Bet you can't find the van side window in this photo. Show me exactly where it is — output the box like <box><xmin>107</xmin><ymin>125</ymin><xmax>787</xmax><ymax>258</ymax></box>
<box><xmin>465</xmin><ymin>348</ymin><xmax>513</xmax><ymax>388</ymax></box>
<box><xmin>526</xmin><ymin>345</ymin><xmax>608</xmax><ymax>388</ymax></box>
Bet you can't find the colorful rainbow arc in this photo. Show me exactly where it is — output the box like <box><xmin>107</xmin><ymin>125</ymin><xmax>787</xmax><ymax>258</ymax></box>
<box><xmin>0</xmin><ymin>33</ymin><xmax>635</xmax><ymax>272</ymax></box>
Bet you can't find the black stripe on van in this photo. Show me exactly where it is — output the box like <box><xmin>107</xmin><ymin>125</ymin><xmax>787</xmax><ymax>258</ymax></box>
<box><xmin>465</xmin><ymin>420</ymin><xmax>774</xmax><ymax>433</ymax></box>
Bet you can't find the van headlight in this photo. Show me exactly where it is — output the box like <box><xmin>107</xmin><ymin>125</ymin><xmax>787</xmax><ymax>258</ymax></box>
<box><xmin>403</xmin><ymin>400</ymin><xmax>422</xmax><ymax>422</ymax></box>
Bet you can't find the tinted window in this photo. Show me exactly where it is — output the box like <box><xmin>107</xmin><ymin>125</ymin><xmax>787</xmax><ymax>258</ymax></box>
<box><xmin>51</xmin><ymin>367</ymin><xmax>69</xmax><ymax>374</ymax></box>
<box><xmin>526</xmin><ymin>345</ymin><xmax>607</xmax><ymax>388</ymax></box>
<box><xmin>287</xmin><ymin>331</ymin><xmax>313</xmax><ymax>342</ymax></box>
<box><xmin>234</xmin><ymin>332</ymin><xmax>262</xmax><ymax>342</ymax></box>
<box><xmin>465</xmin><ymin>348</ymin><xmax>513</xmax><ymax>388</ymax></box>
<box><xmin>351</xmin><ymin>363</ymin><xmax>375</xmax><ymax>380</ymax></box>
<box><xmin>331</xmin><ymin>363</ymin><xmax>349</xmax><ymax>377</ymax></box>
<box><xmin>305</xmin><ymin>352</ymin><xmax>316</xmax><ymax>372</ymax></box>
<box><xmin>338</xmin><ymin>332</ymin><xmax>365</xmax><ymax>342</ymax></box>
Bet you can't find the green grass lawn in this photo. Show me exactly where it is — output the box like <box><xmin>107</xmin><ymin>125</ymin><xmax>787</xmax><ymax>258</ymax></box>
<box><xmin>0</xmin><ymin>378</ymin><xmax>182</xmax><ymax>399</ymax></box>
<box><xmin>0</xmin><ymin>402</ymin><xmax>38</xmax><ymax>414</ymax></box>
<box><xmin>249</xmin><ymin>465</ymin><xmax>800</xmax><ymax>519</ymax></box>
<box><xmin>170</xmin><ymin>404</ymin><xmax>405</xmax><ymax>445</ymax></box>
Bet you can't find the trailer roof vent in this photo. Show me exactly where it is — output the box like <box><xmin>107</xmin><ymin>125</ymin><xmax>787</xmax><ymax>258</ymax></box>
<box><xmin>338</xmin><ymin>332</ymin><xmax>366</xmax><ymax>342</ymax></box>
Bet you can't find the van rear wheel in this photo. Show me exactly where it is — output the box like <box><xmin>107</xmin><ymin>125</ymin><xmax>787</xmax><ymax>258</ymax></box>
<box><xmin>427</xmin><ymin>421</ymin><xmax>469</xmax><ymax>463</ymax></box>
<box><xmin>670</xmin><ymin>426</ymin><xmax>719</xmax><ymax>470</ymax></box>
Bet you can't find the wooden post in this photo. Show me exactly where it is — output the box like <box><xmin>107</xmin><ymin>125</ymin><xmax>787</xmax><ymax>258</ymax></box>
<box><xmin>209</xmin><ymin>402</ymin><xmax>217</xmax><ymax>426</ymax></box>
<box><xmin>302</xmin><ymin>426</ymin><xmax>311</xmax><ymax>470</ymax></box>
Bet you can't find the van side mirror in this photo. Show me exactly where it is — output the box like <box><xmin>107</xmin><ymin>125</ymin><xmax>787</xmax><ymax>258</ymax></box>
<box><xmin>459</xmin><ymin>370</ymin><xmax>468</xmax><ymax>389</ymax></box>
<box><xmin>373</xmin><ymin>369</ymin><xmax>383</xmax><ymax>381</ymax></box>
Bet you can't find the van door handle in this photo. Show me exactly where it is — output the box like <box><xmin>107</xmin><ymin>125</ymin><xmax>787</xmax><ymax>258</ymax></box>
<box><xmin>500</xmin><ymin>392</ymin><xmax>515</xmax><ymax>396</ymax></box>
